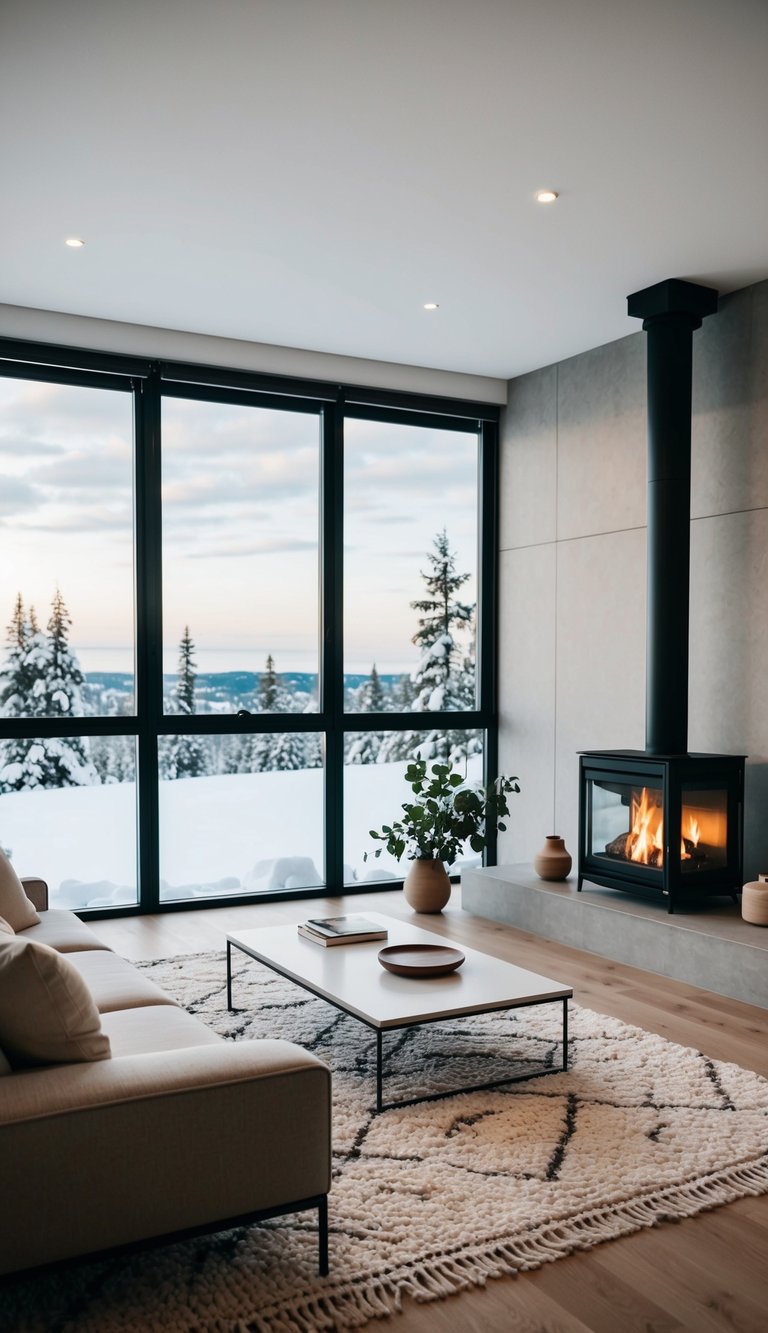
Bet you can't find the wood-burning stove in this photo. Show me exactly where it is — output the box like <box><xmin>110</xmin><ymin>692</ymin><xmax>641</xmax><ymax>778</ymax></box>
<box><xmin>577</xmin><ymin>279</ymin><xmax>746</xmax><ymax>912</ymax></box>
<box><xmin>578</xmin><ymin>750</ymin><xmax>744</xmax><ymax>911</ymax></box>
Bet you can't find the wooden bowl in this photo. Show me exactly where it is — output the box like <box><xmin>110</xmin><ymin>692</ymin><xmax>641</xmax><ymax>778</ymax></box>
<box><xmin>377</xmin><ymin>944</ymin><xmax>465</xmax><ymax>977</ymax></box>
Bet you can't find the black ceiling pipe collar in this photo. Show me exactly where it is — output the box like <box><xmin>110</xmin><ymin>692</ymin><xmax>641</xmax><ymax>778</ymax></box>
<box><xmin>628</xmin><ymin>278</ymin><xmax>718</xmax><ymax>757</ymax></box>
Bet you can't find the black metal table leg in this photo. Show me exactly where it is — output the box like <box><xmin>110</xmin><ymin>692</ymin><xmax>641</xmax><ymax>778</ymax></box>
<box><xmin>376</xmin><ymin>1030</ymin><xmax>383</xmax><ymax>1113</ymax></box>
<box><xmin>226</xmin><ymin>940</ymin><xmax>233</xmax><ymax>1010</ymax></box>
<box><xmin>562</xmin><ymin>996</ymin><xmax>568</xmax><ymax>1071</ymax></box>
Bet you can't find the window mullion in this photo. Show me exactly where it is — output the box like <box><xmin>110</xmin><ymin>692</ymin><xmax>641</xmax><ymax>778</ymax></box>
<box><xmin>135</xmin><ymin>367</ymin><xmax>163</xmax><ymax>913</ymax></box>
<box><xmin>321</xmin><ymin>395</ymin><xmax>345</xmax><ymax>893</ymax></box>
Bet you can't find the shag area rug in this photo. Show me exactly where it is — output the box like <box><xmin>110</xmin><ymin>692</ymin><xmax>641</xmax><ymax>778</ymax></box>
<box><xmin>4</xmin><ymin>949</ymin><xmax>768</xmax><ymax>1333</ymax></box>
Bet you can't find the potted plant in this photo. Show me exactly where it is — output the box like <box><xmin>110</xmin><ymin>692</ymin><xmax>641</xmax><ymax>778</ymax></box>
<box><xmin>366</xmin><ymin>759</ymin><xmax>520</xmax><ymax>912</ymax></box>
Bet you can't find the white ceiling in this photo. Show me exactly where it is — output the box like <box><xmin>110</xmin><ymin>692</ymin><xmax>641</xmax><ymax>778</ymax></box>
<box><xmin>2</xmin><ymin>0</ymin><xmax>767</xmax><ymax>381</ymax></box>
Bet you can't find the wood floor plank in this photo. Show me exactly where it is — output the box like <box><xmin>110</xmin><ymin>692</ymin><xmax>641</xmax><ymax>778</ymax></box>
<box><xmin>92</xmin><ymin>886</ymin><xmax>768</xmax><ymax>1332</ymax></box>
<box><xmin>593</xmin><ymin>1223</ymin><xmax>768</xmax><ymax>1333</ymax></box>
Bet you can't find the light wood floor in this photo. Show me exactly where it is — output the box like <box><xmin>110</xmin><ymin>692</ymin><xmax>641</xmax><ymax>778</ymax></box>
<box><xmin>96</xmin><ymin>888</ymin><xmax>768</xmax><ymax>1333</ymax></box>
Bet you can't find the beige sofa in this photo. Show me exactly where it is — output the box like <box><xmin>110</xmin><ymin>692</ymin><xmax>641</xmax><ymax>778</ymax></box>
<box><xmin>0</xmin><ymin>874</ymin><xmax>331</xmax><ymax>1277</ymax></box>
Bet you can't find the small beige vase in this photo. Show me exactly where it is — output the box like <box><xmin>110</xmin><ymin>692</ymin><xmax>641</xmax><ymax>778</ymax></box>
<box><xmin>742</xmin><ymin>875</ymin><xmax>768</xmax><ymax>926</ymax></box>
<box><xmin>533</xmin><ymin>835</ymin><xmax>572</xmax><ymax>881</ymax></box>
<box><xmin>403</xmin><ymin>858</ymin><xmax>451</xmax><ymax>913</ymax></box>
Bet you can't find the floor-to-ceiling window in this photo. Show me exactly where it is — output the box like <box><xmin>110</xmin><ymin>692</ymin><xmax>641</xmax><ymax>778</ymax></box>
<box><xmin>0</xmin><ymin>341</ymin><xmax>497</xmax><ymax>915</ymax></box>
<box><xmin>0</xmin><ymin>368</ymin><xmax>139</xmax><ymax>910</ymax></box>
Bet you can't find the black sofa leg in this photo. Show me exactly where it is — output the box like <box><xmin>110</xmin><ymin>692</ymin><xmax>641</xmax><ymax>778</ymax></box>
<box><xmin>318</xmin><ymin>1195</ymin><xmax>329</xmax><ymax>1275</ymax></box>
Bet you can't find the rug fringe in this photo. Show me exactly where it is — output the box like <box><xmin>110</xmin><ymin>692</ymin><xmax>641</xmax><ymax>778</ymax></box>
<box><xmin>251</xmin><ymin>1154</ymin><xmax>768</xmax><ymax>1331</ymax></box>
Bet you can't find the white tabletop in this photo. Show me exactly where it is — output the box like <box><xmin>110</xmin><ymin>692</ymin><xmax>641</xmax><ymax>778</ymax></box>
<box><xmin>227</xmin><ymin>913</ymin><xmax>572</xmax><ymax>1030</ymax></box>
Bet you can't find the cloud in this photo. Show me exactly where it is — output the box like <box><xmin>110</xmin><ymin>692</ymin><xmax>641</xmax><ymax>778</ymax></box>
<box><xmin>31</xmin><ymin>443</ymin><xmax>132</xmax><ymax>491</ymax></box>
<box><xmin>0</xmin><ymin>435</ymin><xmax>64</xmax><ymax>458</ymax></box>
<box><xmin>186</xmin><ymin>537</ymin><xmax>317</xmax><ymax>559</ymax></box>
<box><xmin>0</xmin><ymin>377</ymin><xmax>131</xmax><ymax>441</ymax></box>
<box><xmin>0</xmin><ymin>476</ymin><xmax>43</xmax><ymax>515</ymax></box>
<box><xmin>18</xmin><ymin>504</ymin><xmax>133</xmax><ymax>533</ymax></box>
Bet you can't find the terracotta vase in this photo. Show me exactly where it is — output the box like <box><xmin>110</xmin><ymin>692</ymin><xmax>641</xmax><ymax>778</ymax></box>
<box><xmin>533</xmin><ymin>835</ymin><xmax>572</xmax><ymax>882</ymax></box>
<box><xmin>403</xmin><ymin>858</ymin><xmax>451</xmax><ymax>913</ymax></box>
<box><xmin>741</xmin><ymin>876</ymin><xmax>768</xmax><ymax>926</ymax></box>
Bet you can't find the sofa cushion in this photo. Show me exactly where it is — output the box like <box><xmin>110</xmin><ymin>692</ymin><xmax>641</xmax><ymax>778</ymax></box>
<box><xmin>19</xmin><ymin>910</ymin><xmax>113</xmax><ymax>954</ymax></box>
<box><xmin>0</xmin><ymin>850</ymin><xmax>40</xmax><ymax>932</ymax></box>
<box><xmin>64</xmin><ymin>951</ymin><xmax>179</xmax><ymax>1014</ymax></box>
<box><xmin>0</xmin><ymin>936</ymin><xmax>111</xmax><ymax>1068</ymax></box>
<box><xmin>100</xmin><ymin>1004</ymin><xmax>222</xmax><ymax>1057</ymax></box>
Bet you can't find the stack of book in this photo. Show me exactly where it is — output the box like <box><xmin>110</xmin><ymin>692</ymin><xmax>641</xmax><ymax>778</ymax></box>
<box><xmin>297</xmin><ymin>915</ymin><xmax>388</xmax><ymax>947</ymax></box>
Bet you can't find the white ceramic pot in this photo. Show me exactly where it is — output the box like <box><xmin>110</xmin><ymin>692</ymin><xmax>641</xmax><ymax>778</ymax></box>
<box><xmin>742</xmin><ymin>876</ymin><xmax>768</xmax><ymax>926</ymax></box>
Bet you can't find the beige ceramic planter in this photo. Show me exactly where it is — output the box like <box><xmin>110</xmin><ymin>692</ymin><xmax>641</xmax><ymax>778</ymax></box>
<box><xmin>533</xmin><ymin>835</ymin><xmax>572</xmax><ymax>881</ymax></box>
<box><xmin>403</xmin><ymin>859</ymin><xmax>451</xmax><ymax>913</ymax></box>
<box><xmin>742</xmin><ymin>876</ymin><xmax>768</xmax><ymax>925</ymax></box>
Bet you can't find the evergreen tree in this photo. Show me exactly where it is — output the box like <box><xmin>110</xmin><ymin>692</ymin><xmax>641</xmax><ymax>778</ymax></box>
<box><xmin>410</xmin><ymin>529</ymin><xmax>474</xmax><ymax>710</ymax></box>
<box><xmin>257</xmin><ymin>654</ymin><xmax>281</xmax><ymax>712</ymax></box>
<box><xmin>174</xmin><ymin>625</ymin><xmax>197</xmax><ymax>716</ymax></box>
<box><xmin>0</xmin><ymin>594</ymin><xmax>31</xmax><ymax>716</ymax></box>
<box><xmin>407</xmin><ymin>529</ymin><xmax>476</xmax><ymax>765</ymax></box>
<box><xmin>226</xmin><ymin>655</ymin><xmax>318</xmax><ymax>774</ymax></box>
<box><xmin>159</xmin><ymin>627</ymin><xmax>208</xmax><ymax>779</ymax></box>
<box><xmin>377</xmin><ymin>673</ymin><xmax>416</xmax><ymax>763</ymax></box>
<box><xmin>346</xmin><ymin>663</ymin><xmax>387</xmax><ymax>764</ymax></box>
<box><xmin>0</xmin><ymin>589</ymin><xmax>98</xmax><ymax>792</ymax></box>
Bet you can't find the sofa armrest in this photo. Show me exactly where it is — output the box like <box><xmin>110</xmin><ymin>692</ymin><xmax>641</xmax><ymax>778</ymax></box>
<box><xmin>20</xmin><ymin>877</ymin><xmax>48</xmax><ymax>912</ymax></box>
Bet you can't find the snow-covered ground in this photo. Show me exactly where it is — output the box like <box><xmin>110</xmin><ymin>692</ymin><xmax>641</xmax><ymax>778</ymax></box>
<box><xmin>0</xmin><ymin>758</ymin><xmax>483</xmax><ymax>909</ymax></box>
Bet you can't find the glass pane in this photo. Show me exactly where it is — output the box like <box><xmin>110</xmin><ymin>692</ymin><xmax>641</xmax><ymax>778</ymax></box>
<box><xmin>590</xmin><ymin>780</ymin><xmax>664</xmax><ymax>869</ymax></box>
<box><xmin>0</xmin><ymin>376</ymin><xmax>135</xmax><ymax>716</ymax></box>
<box><xmin>681</xmin><ymin>786</ymin><xmax>728</xmax><ymax>873</ymax></box>
<box><xmin>344</xmin><ymin>419</ymin><xmax>478</xmax><ymax>711</ymax></box>
<box><xmin>158</xmin><ymin>731</ymin><xmax>324</xmax><ymax>901</ymax></box>
<box><xmin>344</xmin><ymin>729</ymin><xmax>484</xmax><ymax>884</ymax></box>
<box><xmin>0</xmin><ymin>735</ymin><xmax>138</xmax><ymax>909</ymax></box>
<box><xmin>162</xmin><ymin>398</ymin><xmax>319</xmax><ymax>715</ymax></box>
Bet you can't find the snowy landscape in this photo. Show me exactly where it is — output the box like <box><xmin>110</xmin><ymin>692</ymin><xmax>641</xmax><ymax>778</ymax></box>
<box><xmin>0</xmin><ymin>531</ymin><xmax>484</xmax><ymax>909</ymax></box>
<box><xmin>1</xmin><ymin>757</ymin><xmax>484</xmax><ymax>910</ymax></box>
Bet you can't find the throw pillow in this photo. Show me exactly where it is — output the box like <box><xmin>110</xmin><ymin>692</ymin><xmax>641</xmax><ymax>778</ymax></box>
<box><xmin>0</xmin><ymin>914</ymin><xmax>15</xmax><ymax>936</ymax></box>
<box><xmin>0</xmin><ymin>935</ymin><xmax>111</xmax><ymax>1068</ymax></box>
<box><xmin>0</xmin><ymin>849</ymin><xmax>40</xmax><ymax>931</ymax></box>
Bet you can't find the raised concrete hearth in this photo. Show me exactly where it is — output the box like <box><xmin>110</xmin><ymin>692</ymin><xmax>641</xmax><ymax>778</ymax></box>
<box><xmin>461</xmin><ymin>865</ymin><xmax>768</xmax><ymax>1009</ymax></box>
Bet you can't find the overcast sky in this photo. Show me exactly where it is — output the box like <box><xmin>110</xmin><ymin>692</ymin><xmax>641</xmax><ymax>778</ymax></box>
<box><xmin>0</xmin><ymin>375</ymin><xmax>478</xmax><ymax>675</ymax></box>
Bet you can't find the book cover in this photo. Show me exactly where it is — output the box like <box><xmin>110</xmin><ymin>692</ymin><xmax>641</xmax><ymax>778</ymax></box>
<box><xmin>298</xmin><ymin>917</ymin><xmax>388</xmax><ymax>947</ymax></box>
<box><xmin>305</xmin><ymin>915</ymin><xmax>387</xmax><ymax>938</ymax></box>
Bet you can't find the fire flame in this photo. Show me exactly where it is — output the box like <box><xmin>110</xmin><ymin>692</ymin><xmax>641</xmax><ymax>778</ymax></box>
<box><xmin>623</xmin><ymin>791</ymin><xmax>703</xmax><ymax>866</ymax></box>
<box><xmin>681</xmin><ymin>815</ymin><xmax>701</xmax><ymax>860</ymax></box>
<box><xmin>628</xmin><ymin>788</ymin><xmax>664</xmax><ymax>865</ymax></box>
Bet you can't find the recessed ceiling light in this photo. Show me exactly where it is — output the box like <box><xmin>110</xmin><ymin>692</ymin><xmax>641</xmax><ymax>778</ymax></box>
<box><xmin>535</xmin><ymin>190</ymin><xmax>558</xmax><ymax>204</ymax></box>
<box><xmin>423</xmin><ymin>302</ymin><xmax>439</xmax><ymax>310</ymax></box>
<box><xmin>64</xmin><ymin>237</ymin><xmax>85</xmax><ymax>247</ymax></box>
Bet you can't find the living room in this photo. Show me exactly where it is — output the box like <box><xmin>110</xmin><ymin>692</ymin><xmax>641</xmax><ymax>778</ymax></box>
<box><xmin>1</xmin><ymin>2</ymin><xmax>767</xmax><ymax>1330</ymax></box>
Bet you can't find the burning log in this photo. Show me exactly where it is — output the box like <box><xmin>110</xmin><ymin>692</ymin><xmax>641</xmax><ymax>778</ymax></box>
<box><xmin>605</xmin><ymin>833</ymin><xmax>663</xmax><ymax>867</ymax></box>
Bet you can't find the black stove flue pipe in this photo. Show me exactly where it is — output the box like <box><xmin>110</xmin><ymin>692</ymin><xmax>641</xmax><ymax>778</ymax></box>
<box><xmin>628</xmin><ymin>278</ymin><xmax>718</xmax><ymax>756</ymax></box>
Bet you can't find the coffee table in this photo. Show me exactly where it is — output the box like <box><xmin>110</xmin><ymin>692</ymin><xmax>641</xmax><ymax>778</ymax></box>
<box><xmin>226</xmin><ymin>913</ymin><xmax>572</xmax><ymax>1112</ymax></box>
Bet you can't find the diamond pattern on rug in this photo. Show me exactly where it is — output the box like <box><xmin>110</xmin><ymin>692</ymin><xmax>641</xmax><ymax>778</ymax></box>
<box><xmin>3</xmin><ymin>948</ymin><xmax>767</xmax><ymax>1333</ymax></box>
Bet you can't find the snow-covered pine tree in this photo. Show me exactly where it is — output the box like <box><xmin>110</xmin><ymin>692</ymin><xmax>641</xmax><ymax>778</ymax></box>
<box><xmin>257</xmin><ymin>654</ymin><xmax>281</xmax><ymax>712</ymax></box>
<box><xmin>0</xmin><ymin>595</ymin><xmax>34</xmax><ymax>792</ymax></box>
<box><xmin>0</xmin><ymin>589</ymin><xmax>99</xmax><ymax>792</ymax></box>
<box><xmin>159</xmin><ymin>626</ymin><xmax>209</xmax><ymax>779</ymax></box>
<box><xmin>407</xmin><ymin>529</ymin><xmax>476</xmax><ymax>764</ymax></box>
<box><xmin>377</xmin><ymin>673</ymin><xmax>416</xmax><ymax>763</ymax></box>
<box><xmin>245</xmin><ymin>654</ymin><xmax>318</xmax><ymax>772</ymax></box>
<box><xmin>410</xmin><ymin>529</ymin><xmax>474</xmax><ymax>709</ymax></box>
<box><xmin>345</xmin><ymin>663</ymin><xmax>387</xmax><ymax>764</ymax></box>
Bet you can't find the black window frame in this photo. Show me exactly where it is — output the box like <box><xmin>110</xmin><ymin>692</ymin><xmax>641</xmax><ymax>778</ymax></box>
<box><xmin>0</xmin><ymin>336</ymin><xmax>499</xmax><ymax>918</ymax></box>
